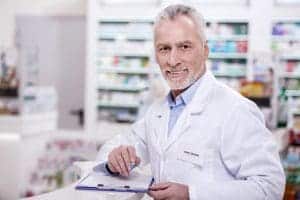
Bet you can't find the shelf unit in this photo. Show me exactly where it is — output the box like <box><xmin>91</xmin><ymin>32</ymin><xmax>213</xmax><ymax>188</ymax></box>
<box><xmin>205</xmin><ymin>21</ymin><xmax>249</xmax><ymax>95</ymax></box>
<box><xmin>98</xmin><ymin>85</ymin><xmax>148</xmax><ymax>92</ymax></box>
<box><xmin>206</xmin><ymin>21</ymin><xmax>249</xmax><ymax>83</ymax></box>
<box><xmin>271</xmin><ymin>19</ymin><xmax>300</xmax><ymax>127</ymax></box>
<box><xmin>94</xmin><ymin>16</ymin><xmax>161</xmax><ymax>123</ymax></box>
<box><xmin>272</xmin><ymin>20</ymin><xmax>300</xmax><ymax>75</ymax></box>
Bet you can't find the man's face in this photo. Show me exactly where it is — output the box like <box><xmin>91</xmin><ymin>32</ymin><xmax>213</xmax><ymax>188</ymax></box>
<box><xmin>154</xmin><ymin>15</ymin><xmax>209</xmax><ymax>90</ymax></box>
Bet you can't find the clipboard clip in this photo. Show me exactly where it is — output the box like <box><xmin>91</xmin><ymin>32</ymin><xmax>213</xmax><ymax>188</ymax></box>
<box><xmin>97</xmin><ymin>184</ymin><xmax>132</xmax><ymax>191</ymax></box>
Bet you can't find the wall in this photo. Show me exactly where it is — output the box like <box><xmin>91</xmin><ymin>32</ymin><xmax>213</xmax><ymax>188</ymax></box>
<box><xmin>0</xmin><ymin>0</ymin><xmax>86</xmax><ymax>47</ymax></box>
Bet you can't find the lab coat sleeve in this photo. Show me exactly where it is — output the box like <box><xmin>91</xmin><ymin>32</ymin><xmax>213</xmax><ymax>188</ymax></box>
<box><xmin>95</xmin><ymin>117</ymin><xmax>150</xmax><ymax>167</ymax></box>
<box><xmin>188</xmin><ymin>101</ymin><xmax>286</xmax><ymax>200</ymax></box>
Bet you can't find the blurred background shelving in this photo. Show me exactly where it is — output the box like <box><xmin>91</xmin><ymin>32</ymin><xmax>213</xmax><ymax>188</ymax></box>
<box><xmin>272</xmin><ymin>20</ymin><xmax>300</xmax><ymax>127</ymax></box>
<box><xmin>1</xmin><ymin>0</ymin><xmax>300</xmax><ymax>199</ymax></box>
<box><xmin>95</xmin><ymin>18</ymin><xmax>160</xmax><ymax>123</ymax></box>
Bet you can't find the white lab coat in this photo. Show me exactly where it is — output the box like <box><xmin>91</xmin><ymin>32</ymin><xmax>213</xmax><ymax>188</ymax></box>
<box><xmin>96</xmin><ymin>70</ymin><xmax>285</xmax><ymax>200</ymax></box>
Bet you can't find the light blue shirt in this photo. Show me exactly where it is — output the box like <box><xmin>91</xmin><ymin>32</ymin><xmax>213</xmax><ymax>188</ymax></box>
<box><xmin>167</xmin><ymin>77</ymin><xmax>203</xmax><ymax>135</ymax></box>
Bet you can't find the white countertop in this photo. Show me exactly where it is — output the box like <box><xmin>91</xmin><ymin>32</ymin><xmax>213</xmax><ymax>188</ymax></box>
<box><xmin>22</xmin><ymin>161</ymin><xmax>145</xmax><ymax>200</ymax></box>
<box><xmin>22</xmin><ymin>183</ymin><xmax>144</xmax><ymax>200</ymax></box>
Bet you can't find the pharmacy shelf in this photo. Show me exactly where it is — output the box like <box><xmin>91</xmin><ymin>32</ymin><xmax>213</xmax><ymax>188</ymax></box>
<box><xmin>272</xmin><ymin>35</ymin><xmax>300</xmax><ymax>41</ymax></box>
<box><xmin>205</xmin><ymin>19</ymin><xmax>249</xmax><ymax>23</ymax></box>
<box><xmin>98</xmin><ymin>66</ymin><xmax>159</xmax><ymax>74</ymax></box>
<box><xmin>97</xmin><ymin>18</ymin><xmax>154</xmax><ymax>23</ymax></box>
<box><xmin>99</xmin><ymin>35</ymin><xmax>152</xmax><ymax>41</ymax></box>
<box><xmin>279</xmin><ymin>72</ymin><xmax>300</xmax><ymax>79</ymax></box>
<box><xmin>208</xmin><ymin>35</ymin><xmax>248</xmax><ymax>41</ymax></box>
<box><xmin>195</xmin><ymin>0</ymin><xmax>249</xmax><ymax>5</ymax></box>
<box><xmin>286</xmin><ymin>90</ymin><xmax>300</xmax><ymax>97</ymax></box>
<box><xmin>100</xmin><ymin>52</ymin><xmax>150</xmax><ymax>57</ymax></box>
<box><xmin>209</xmin><ymin>53</ymin><xmax>248</xmax><ymax>59</ymax></box>
<box><xmin>98</xmin><ymin>85</ymin><xmax>147</xmax><ymax>92</ymax></box>
<box><xmin>272</xmin><ymin>20</ymin><xmax>300</xmax><ymax>129</ymax></box>
<box><xmin>92</xmin><ymin>15</ymin><xmax>156</xmax><ymax>124</ymax></box>
<box><xmin>213</xmin><ymin>72</ymin><xmax>246</xmax><ymax>78</ymax></box>
<box><xmin>253</xmin><ymin>72</ymin><xmax>270</xmax><ymax>76</ymax></box>
<box><xmin>279</xmin><ymin>55</ymin><xmax>300</xmax><ymax>60</ymax></box>
<box><xmin>97</xmin><ymin>102</ymin><xmax>140</xmax><ymax>109</ymax></box>
<box><xmin>114</xmin><ymin>52</ymin><xmax>150</xmax><ymax>57</ymax></box>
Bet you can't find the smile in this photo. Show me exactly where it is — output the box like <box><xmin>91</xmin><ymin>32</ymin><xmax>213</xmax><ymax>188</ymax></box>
<box><xmin>166</xmin><ymin>69</ymin><xmax>188</xmax><ymax>78</ymax></box>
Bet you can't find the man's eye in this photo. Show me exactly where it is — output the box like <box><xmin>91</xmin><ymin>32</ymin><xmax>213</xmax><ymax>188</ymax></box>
<box><xmin>159</xmin><ymin>47</ymin><xmax>170</xmax><ymax>52</ymax></box>
<box><xmin>181</xmin><ymin>45</ymin><xmax>191</xmax><ymax>50</ymax></box>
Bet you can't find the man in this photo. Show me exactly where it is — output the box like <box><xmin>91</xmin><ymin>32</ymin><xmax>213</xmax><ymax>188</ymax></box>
<box><xmin>95</xmin><ymin>4</ymin><xmax>285</xmax><ymax>200</ymax></box>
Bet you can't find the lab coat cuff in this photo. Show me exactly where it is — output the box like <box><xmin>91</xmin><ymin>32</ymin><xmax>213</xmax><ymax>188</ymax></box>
<box><xmin>93</xmin><ymin>162</ymin><xmax>119</xmax><ymax>176</ymax></box>
<box><xmin>93</xmin><ymin>162</ymin><xmax>107</xmax><ymax>172</ymax></box>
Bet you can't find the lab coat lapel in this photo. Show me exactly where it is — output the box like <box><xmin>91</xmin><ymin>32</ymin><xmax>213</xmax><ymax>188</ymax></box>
<box><xmin>153</xmin><ymin>100</ymin><xmax>170</xmax><ymax>155</ymax></box>
<box><xmin>164</xmin><ymin>107</ymin><xmax>191</xmax><ymax>152</ymax></box>
<box><xmin>164</xmin><ymin>70</ymin><xmax>216</xmax><ymax>152</ymax></box>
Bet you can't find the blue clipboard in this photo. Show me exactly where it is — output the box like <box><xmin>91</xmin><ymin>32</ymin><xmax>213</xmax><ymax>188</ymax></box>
<box><xmin>75</xmin><ymin>171</ymin><xmax>154</xmax><ymax>193</ymax></box>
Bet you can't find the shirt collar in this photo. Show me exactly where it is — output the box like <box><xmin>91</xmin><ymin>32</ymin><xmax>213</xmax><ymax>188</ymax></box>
<box><xmin>167</xmin><ymin>72</ymin><xmax>204</xmax><ymax>109</ymax></box>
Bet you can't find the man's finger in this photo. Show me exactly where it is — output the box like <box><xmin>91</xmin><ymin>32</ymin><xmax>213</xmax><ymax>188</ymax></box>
<box><xmin>109</xmin><ymin>155</ymin><xmax>122</xmax><ymax>174</ymax></box>
<box><xmin>149</xmin><ymin>182</ymin><xmax>171</xmax><ymax>191</ymax></box>
<box><xmin>127</xmin><ymin>146</ymin><xmax>141</xmax><ymax>166</ymax></box>
<box><xmin>127</xmin><ymin>146</ymin><xmax>137</xmax><ymax>163</ymax></box>
<box><xmin>135</xmin><ymin>156</ymin><xmax>141</xmax><ymax>166</ymax></box>
<box><xmin>148</xmin><ymin>188</ymin><xmax>169</xmax><ymax>199</ymax></box>
<box><xmin>121</xmin><ymin>147</ymin><xmax>131</xmax><ymax>172</ymax></box>
<box><xmin>107</xmin><ymin>162</ymin><xmax>117</xmax><ymax>173</ymax></box>
<box><xmin>117</xmin><ymin>154</ymin><xmax>129</xmax><ymax>176</ymax></box>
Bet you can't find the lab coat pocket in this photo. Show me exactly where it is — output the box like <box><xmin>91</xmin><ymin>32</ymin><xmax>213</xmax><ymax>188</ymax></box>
<box><xmin>177</xmin><ymin>149</ymin><xmax>204</xmax><ymax>169</ymax></box>
<box><xmin>177</xmin><ymin>147</ymin><xmax>216</xmax><ymax>181</ymax></box>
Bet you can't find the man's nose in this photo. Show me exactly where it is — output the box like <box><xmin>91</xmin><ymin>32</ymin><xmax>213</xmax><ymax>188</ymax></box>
<box><xmin>167</xmin><ymin>48</ymin><xmax>180</xmax><ymax>67</ymax></box>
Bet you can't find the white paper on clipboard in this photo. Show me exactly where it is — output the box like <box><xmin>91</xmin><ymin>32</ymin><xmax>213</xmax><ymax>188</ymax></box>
<box><xmin>75</xmin><ymin>170</ymin><xmax>153</xmax><ymax>193</ymax></box>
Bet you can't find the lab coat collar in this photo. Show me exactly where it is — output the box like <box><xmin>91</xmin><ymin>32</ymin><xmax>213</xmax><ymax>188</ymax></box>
<box><xmin>152</xmin><ymin>99</ymin><xmax>169</xmax><ymax>154</ymax></box>
<box><xmin>164</xmin><ymin>70</ymin><xmax>216</xmax><ymax>151</ymax></box>
<box><xmin>153</xmin><ymin>70</ymin><xmax>216</xmax><ymax>153</ymax></box>
<box><xmin>167</xmin><ymin>73</ymin><xmax>203</xmax><ymax>109</ymax></box>
<box><xmin>188</xmin><ymin>69</ymin><xmax>216</xmax><ymax>113</ymax></box>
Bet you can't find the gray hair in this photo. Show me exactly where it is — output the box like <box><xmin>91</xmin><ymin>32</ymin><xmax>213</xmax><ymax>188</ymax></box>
<box><xmin>154</xmin><ymin>4</ymin><xmax>207</xmax><ymax>43</ymax></box>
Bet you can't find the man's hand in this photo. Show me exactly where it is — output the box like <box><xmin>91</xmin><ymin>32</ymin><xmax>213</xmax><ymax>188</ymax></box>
<box><xmin>107</xmin><ymin>145</ymin><xmax>141</xmax><ymax>177</ymax></box>
<box><xmin>148</xmin><ymin>182</ymin><xmax>189</xmax><ymax>200</ymax></box>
